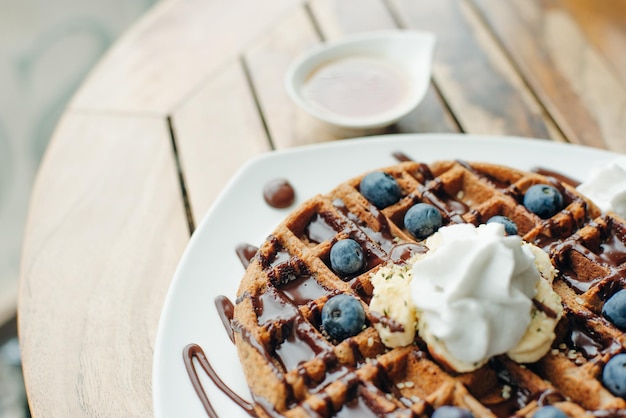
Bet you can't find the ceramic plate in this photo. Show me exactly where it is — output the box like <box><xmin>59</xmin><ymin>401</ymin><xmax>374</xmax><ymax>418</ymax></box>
<box><xmin>153</xmin><ymin>133</ymin><xmax>620</xmax><ymax>417</ymax></box>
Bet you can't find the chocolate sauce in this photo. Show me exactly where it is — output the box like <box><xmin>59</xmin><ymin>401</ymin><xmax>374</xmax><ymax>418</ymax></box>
<box><xmin>274</xmin><ymin>318</ymin><xmax>332</xmax><ymax>371</ymax></box>
<box><xmin>183</xmin><ymin>344</ymin><xmax>257</xmax><ymax>418</ymax></box>
<box><xmin>236</xmin><ymin>243</ymin><xmax>259</xmax><ymax>268</ymax></box>
<box><xmin>420</xmin><ymin>185</ymin><xmax>466</xmax><ymax>224</ymax></box>
<box><xmin>304</xmin><ymin>212</ymin><xmax>340</xmax><ymax>244</ymax></box>
<box><xmin>392</xmin><ymin>151</ymin><xmax>413</xmax><ymax>162</ymax></box>
<box><xmin>368</xmin><ymin>311</ymin><xmax>405</xmax><ymax>333</ymax></box>
<box><xmin>388</xmin><ymin>242</ymin><xmax>427</xmax><ymax>263</ymax></box>
<box><xmin>255</xmin><ymin>287</ymin><xmax>298</xmax><ymax>324</ymax></box>
<box><xmin>532</xmin><ymin>167</ymin><xmax>581</xmax><ymax>188</ymax></box>
<box><xmin>215</xmin><ymin>296</ymin><xmax>236</xmax><ymax>343</ymax></box>
<box><xmin>276</xmin><ymin>273</ymin><xmax>331</xmax><ymax>306</ymax></box>
<box><xmin>263</xmin><ymin>179</ymin><xmax>296</xmax><ymax>208</ymax></box>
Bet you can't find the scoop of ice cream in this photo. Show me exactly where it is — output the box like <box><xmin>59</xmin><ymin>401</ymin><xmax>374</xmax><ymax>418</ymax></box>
<box><xmin>368</xmin><ymin>223</ymin><xmax>563</xmax><ymax>373</ymax></box>
<box><xmin>577</xmin><ymin>157</ymin><xmax>626</xmax><ymax>219</ymax></box>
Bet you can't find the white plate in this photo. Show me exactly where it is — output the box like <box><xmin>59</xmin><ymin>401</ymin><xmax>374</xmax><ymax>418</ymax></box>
<box><xmin>153</xmin><ymin>133</ymin><xmax>620</xmax><ymax>418</ymax></box>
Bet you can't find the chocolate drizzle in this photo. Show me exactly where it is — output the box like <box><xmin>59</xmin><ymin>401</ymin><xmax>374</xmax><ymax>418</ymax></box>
<box><xmin>263</xmin><ymin>179</ymin><xmax>296</xmax><ymax>208</ymax></box>
<box><xmin>183</xmin><ymin>343</ymin><xmax>257</xmax><ymax>418</ymax></box>
<box><xmin>236</xmin><ymin>244</ymin><xmax>259</xmax><ymax>268</ymax></box>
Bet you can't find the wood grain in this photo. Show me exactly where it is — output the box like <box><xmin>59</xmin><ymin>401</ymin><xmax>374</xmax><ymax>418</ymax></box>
<box><xmin>171</xmin><ymin>60</ymin><xmax>271</xmax><ymax>224</ymax></box>
<box><xmin>471</xmin><ymin>0</ymin><xmax>626</xmax><ymax>151</ymax></box>
<box><xmin>243</xmin><ymin>6</ymin><xmax>338</xmax><ymax>149</ymax></box>
<box><xmin>388</xmin><ymin>0</ymin><xmax>564</xmax><ymax>140</ymax></box>
<box><xmin>69</xmin><ymin>0</ymin><xmax>301</xmax><ymax>115</ymax></box>
<box><xmin>18</xmin><ymin>112</ymin><xmax>189</xmax><ymax>417</ymax></box>
<box><xmin>559</xmin><ymin>0</ymin><xmax>626</xmax><ymax>87</ymax></box>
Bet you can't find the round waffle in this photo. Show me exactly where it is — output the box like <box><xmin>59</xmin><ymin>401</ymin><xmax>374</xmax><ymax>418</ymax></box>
<box><xmin>232</xmin><ymin>160</ymin><xmax>626</xmax><ymax>417</ymax></box>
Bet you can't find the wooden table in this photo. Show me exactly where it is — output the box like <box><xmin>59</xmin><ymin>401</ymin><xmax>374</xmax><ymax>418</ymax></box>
<box><xmin>18</xmin><ymin>0</ymin><xmax>626</xmax><ymax>416</ymax></box>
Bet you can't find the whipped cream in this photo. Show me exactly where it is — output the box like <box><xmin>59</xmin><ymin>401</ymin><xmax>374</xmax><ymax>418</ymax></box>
<box><xmin>577</xmin><ymin>157</ymin><xmax>626</xmax><ymax>219</ymax></box>
<box><xmin>368</xmin><ymin>223</ymin><xmax>563</xmax><ymax>372</ymax></box>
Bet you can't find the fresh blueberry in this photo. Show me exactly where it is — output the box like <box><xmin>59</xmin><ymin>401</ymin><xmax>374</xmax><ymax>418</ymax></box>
<box><xmin>532</xmin><ymin>406</ymin><xmax>569</xmax><ymax>418</ymax></box>
<box><xmin>486</xmin><ymin>215</ymin><xmax>518</xmax><ymax>235</ymax></box>
<box><xmin>602</xmin><ymin>289</ymin><xmax>626</xmax><ymax>330</ymax></box>
<box><xmin>603</xmin><ymin>353</ymin><xmax>626</xmax><ymax>397</ymax></box>
<box><xmin>330</xmin><ymin>239</ymin><xmax>364</xmax><ymax>275</ymax></box>
<box><xmin>360</xmin><ymin>171</ymin><xmax>402</xmax><ymax>209</ymax></box>
<box><xmin>431</xmin><ymin>406</ymin><xmax>474</xmax><ymax>418</ymax></box>
<box><xmin>404</xmin><ymin>203</ymin><xmax>443</xmax><ymax>240</ymax></box>
<box><xmin>321</xmin><ymin>294</ymin><xmax>365</xmax><ymax>341</ymax></box>
<box><xmin>523</xmin><ymin>184</ymin><xmax>564</xmax><ymax>219</ymax></box>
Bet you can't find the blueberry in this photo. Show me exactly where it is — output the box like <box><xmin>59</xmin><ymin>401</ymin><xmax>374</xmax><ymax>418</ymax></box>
<box><xmin>602</xmin><ymin>289</ymin><xmax>626</xmax><ymax>329</ymax></box>
<box><xmin>431</xmin><ymin>406</ymin><xmax>474</xmax><ymax>418</ymax></box>
<box><xmin>603</xmin><ymin>353</ymin><xmax>626</xmax><ymax>397</ymax></box>
<box><xmin>330</xmin><ymin>239</ymin><xmax>364</xmax><ymax>275</ymax></box>
<box><xmin>321</xmin><ymin>294</ymin><xmax>365</xmax><ymax>341</ymax></box>
<box><xmin>486</xmin><ymin>215</ymin><xmax>518</xmax><ymax>235</ymax></box>
<box><xmin>523</xmin><ymin>184</ymin><xmax>564</xmax><ymax>219</ymax></box>
<box><xmin>404</xmin><ymin>203</ymin><xmax>443</xmax><ymax>240</ymax></box>
<box><xmin>360</xmin><ymin>171</ymin><xmax>402</xmax><ymax>209</ymax></box>
<box><xmin>532</xmin><ymin>406</ymin><xmax>569</xmax><ymax>418</ymax></box>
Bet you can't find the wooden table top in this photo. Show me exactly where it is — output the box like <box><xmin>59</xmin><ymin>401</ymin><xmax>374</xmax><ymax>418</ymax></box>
<box><xmin>18</xmin><ymin>0</ymin><xmax>626</xmax><ymax>416</ymax></box>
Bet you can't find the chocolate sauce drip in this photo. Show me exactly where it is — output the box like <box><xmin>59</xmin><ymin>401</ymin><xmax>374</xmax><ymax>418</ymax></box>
<box><xmin>305</xmin><ymin>212</ymin><xmax>341</xmax><ymax>244</ymax></box>
<box><xmin>236</xmin><ymin>243</ymin><xmax>259</xmax><ymax>268</ymax></box>
<box><xmin>368</xmin><ymin>311</ymin><xmax>405</xmax><ymax>333</ymax></box>
<box><xmin>486</xmin><ymin>359</ymin><xmax>532</xmax><ymax>418</ymax></box>
<box><xmin>277</xmin><ymin>274</ymin><xmax>332</xmax><ymax>306</ymax></box>
<box><xmin>392</xmin><ymin>151</ymin><xmax>413</xmax><ymax>162</ymax></box>
<box><xmin>388</xmin><ymin>242</ymin><xmax>427</xmax><ymax>263</ymax></box>
<box><xmin>419</xmin><ymin>180</ymin><xmax>467</xmax><ymax>225</ymax></box>
<box><xmin>532</xmin><ymin>167</ymin><xmax>581</xmax><ymax>187</ymax></box>
<box><xmin>532</xmin><ymin>299</ymin><xmax>558</xmax><ymax>319</ymax></box>
<box><xmin>565</xmin><ymin>312</ymin><xmax>621</xmax><ymax>359</ymax></box>
<box><xmin>263</xmin><ymin>178</ymin><xmax>296</xmax><ymax>208</ymax></box>
<box><xmin>416</xmin><ymin>162</ymin><xmax>434</xmax><ymax>182</ymax></box>
<box><xmin>456</xmin><ymin>160</ymin><xmax>511</xmax><ymax>190</ymax></box>
<box><xmin>274</xmin><ymin>318</ymin><xmax>332</xmax><ymax>371</ymax></box>
<box><xmin>215</xmin><ymin>296</ymin><xmax>236</xmax><ymax>343</ymax></box>
<box><xmin>255</xmin><ymin>287</ymin><xmax>299</xmax><ymax>324</ymax></box>
<box><xmin>183</xmin><ymin>344</ymin><xmax>257</xmax><ymax>418</ymax></box>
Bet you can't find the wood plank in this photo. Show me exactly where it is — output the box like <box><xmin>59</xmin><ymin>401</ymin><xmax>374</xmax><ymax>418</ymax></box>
<box><xmin>243</xmin><ymin>6</ymin><xmax>338</xmax><ymax>149</ymax></box>
<box><xmin>471</xmin><ymin>0</ymin><xmax>626</xmax><ymax>152</ymax></box>
<box><xmin>171</xmin><ymin>60</ymin><xmax>271</xmax><ymax>224</ymax></box>
<box><xmin>387</xmin><ymin>0</ymin><xmax>564</xmax><ymax>140</ymax></box>
<box><xmin>309</xmin><ymin>0</ymin><xmax>459</xmax><ymax>133</ymax></box>
<box><xmin>18</xmin><ymin>111</ymin><xmax>188</xmax><ymax>417</ymax></box>
<box><xmin>69</xmin><ymin>0</ymin><xmax>301</xmax><ymax>115</ymax></box>
<box><xmin>559</xmin><ymin>0</ymin><xmax>626</xmax><ymax>87</ymax></box>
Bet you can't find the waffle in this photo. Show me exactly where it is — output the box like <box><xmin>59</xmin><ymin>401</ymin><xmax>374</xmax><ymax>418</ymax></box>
<box><xmin>232</xmin><ymin>160</ymin><xmax>626</xmax><ymax>417</ymax></box>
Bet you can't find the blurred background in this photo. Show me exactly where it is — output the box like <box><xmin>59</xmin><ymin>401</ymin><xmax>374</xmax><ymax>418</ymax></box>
<box><xmin>0</xmin><ymin>0</ymin><xmax>158</xmax><ymax>416</ymax></box>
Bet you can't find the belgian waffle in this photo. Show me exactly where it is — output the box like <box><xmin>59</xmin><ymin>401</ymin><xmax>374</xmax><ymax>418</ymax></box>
<box><xmin>232</xmin><ymin>160</ymin><xmax>626</xmax><ymax>417</ymax></box>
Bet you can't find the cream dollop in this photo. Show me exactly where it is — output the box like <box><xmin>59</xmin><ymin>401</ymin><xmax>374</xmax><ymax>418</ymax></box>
<box><xmin>368</xmin><ymin>223</ymin><xmax>563</xmax><ymax>372</ymax></box>
<box><xmin>577</xmin><ymin>157</ymin><xmax>626</xmax><ymax>219</ymax></box>
<box><xmin>411</xmin><ymin>223</ymin><xmax>540</xmax><ymax>371</ymax></box>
